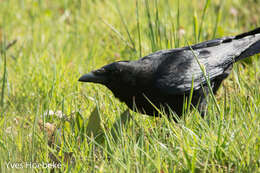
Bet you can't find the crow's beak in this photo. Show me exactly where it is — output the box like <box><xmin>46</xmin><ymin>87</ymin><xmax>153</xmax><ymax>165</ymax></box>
<box><xmin>78</xmin><ymin>72</ymin><xmax>107</xmax><ymax>84</ymax></box>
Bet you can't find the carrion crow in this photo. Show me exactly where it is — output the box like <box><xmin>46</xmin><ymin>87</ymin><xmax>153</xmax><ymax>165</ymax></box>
<box><xmin>79</xmin><ymin>28</ymin><xmax>260</xmax><ymax>117</ymax></box>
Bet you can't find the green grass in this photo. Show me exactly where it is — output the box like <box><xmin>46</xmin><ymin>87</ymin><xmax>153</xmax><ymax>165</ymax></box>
<box><xmin>0</xmin><ymin>0</ymin><xmax>259</xmax><ymax>172</ymax></box>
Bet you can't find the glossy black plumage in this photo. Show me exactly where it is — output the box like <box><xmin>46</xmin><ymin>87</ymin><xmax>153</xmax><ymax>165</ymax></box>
<box><xmin>79</xmin><ymin>28</ymin><xmax>260</xmax><ymax>117</ymax></box>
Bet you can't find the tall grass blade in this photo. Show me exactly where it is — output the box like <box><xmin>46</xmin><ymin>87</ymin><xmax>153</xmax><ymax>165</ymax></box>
<box><xmin>193</xmin><ymin>12</ymin><xmax>199</xmax><ymax>43</ymax></box>
<box><xmin>136</xmin><ymin>0</ymin><xmax>142</xmax><ymax>57</ymax></box>
<box><xmin>212</xmin><ymin>1</ymin><xmax>223</xmax><ymax>38</ymax></box>
<box><xmin>86</xmin><ymin>107</ymin><xmax>103</xmax><ymax>140</ymax></box>
<box><xmin>110</xmin><ymin>110</ymin><xmax>131</xmax><ymax>142</ymax></box>
<box><xmin>187</xmin><ymin>76</ymin><xmax>195</xmax><ymax>113</ymax></box>
<box><xmin>145</xmin><ymin>0</ymin><xmax>156</xmax><ymax>51</ymax></box>
<box><xmin>198</xmin><ymin>0</ymin><xmax>211</xmax><ymax>41</ymax></box>
<box><xmin>115</xmin><ymin>1</ymin><xmax>136</xmax><ymax>51</ymax></box>
<box><xmin>186</xmin><ymin>41</ymin><xmax>221</xmax><ymax>114</ymax></box>
<box><xmin>100</xmin><ymin>18</ymin><xmax>134</xmax><ymax>50</ymax></box>
<box><xmin>176</xmin><ymin>0</ymin><xmax>180</xmax><ymax>47</ymax></box>
<box><xmin>172</xmin><ymin>23</ymin><xmax>178</xmax><ymax>48</ymax></box>
<box><xmin>1</xmin><ymin>36</ymin><xmax>7</xmax><ymax>112</ymax></box>
<box><xmin>155</xmin><ymin>0</ymin><xmax>162</xmax><ymax>49</ymax></box>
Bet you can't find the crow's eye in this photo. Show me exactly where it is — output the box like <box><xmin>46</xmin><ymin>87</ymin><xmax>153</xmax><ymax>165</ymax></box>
<box><xmin>94</xmin><ymin>68</ymin><xmax>106</xmax><ymax>74</ymax></box>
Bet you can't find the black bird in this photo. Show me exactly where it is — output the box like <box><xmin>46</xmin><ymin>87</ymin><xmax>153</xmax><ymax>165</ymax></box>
<box><xmin>79</xmin><ymin>28</ymin><xmax>260</xmax><ymax>117</ymax></box>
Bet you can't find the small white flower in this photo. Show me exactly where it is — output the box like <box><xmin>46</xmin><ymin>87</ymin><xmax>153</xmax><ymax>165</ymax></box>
<box><xmin>43</xmin><ymin>110</ymin><xmax>65</xmax><ymax>118</ymax></box>
<box><xmin>178</xmin><ymin>28</ymin><xmax>186</xmax><ymax>37</ymax></box>
<box><xmin>44</xmin><ymin>110</ymin><xmax>55</xmax><ymax>117</ymax></box>
<box><xmin>56</xmin><ymin>110</ymin><xmax>64</xmax><ymax>118</ymax></box>
<box><xmin>230</xmin><ymin>7</ymin><xmax>238</xmax><ymax>17</ymax></box>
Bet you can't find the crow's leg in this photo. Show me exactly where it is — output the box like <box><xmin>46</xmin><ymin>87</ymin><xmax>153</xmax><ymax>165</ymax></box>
<box><xmin>198</xmin><ymin>97</ymin><xmax>208</xmax><ymax>117</ymax></box>
<box><xmin>197</xmin><ymin>79</ymin><xmax>225</xmax><ymax>117</ymax></box>
<box><xmin>191</xmin><ymin>86</ymin><xmax>210</xmax><ymax>117</ymax></box>
<box><xmin>198</xmin><ymin>86</ymin><xmax>210</xmax><ymax>117</ymax></box>
<box><xmin>212</xmin><ymin>65</ymin><xmax>233</xmax><ymax>94</ymax></box>
<box><xmin>195</xmin><ymin>65</ymin><xmax>233</xmax><ymax>117</ymax></box>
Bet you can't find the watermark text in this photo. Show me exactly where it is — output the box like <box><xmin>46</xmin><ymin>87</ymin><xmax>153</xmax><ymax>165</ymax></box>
<box><xmin>5</xmin><ymin>161</ymin><xmax>62</xmax><ymax>169</ymax></box>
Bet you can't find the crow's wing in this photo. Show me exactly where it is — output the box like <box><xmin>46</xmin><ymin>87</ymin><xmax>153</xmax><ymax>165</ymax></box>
<box><xmin>154</xmin><ymin>34</ymin><xmax>259</xmax><ymax>94</ymax></box>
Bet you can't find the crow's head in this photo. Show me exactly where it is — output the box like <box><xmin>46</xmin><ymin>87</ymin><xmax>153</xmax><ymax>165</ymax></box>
<box><xmin>79</xmin><ymin>61</ymin><xmax>138</xmax><ymax>91</ymax></box>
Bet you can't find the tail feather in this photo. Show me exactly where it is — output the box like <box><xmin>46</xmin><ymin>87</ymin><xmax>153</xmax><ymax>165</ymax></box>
<box><xmin>235</xmin><ymin>27</ymin><xmax>260</xmax><ymax>62</ymax></box>
<box><xmin>236</xmin><ymin>40</ymin><xmax>260</xmax><ymax>62</ymax></box>
<box><xmin>235</xmin><ymin>27</ymin><xmax>260</xmax><ymax>39</ymax></box>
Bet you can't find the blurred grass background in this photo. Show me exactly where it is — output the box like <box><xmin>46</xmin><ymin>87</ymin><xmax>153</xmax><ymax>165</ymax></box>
<box><xmin>0</xmin><ymin>0</ymin><xmax>259</xmax><ymax>172</ymax></box>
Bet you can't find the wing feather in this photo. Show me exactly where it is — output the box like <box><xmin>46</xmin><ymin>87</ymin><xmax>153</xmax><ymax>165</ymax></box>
<box><xmin>154</xmin><ymin>35</ymin><xmax>257</xmax><ymax>94</ymax></box>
